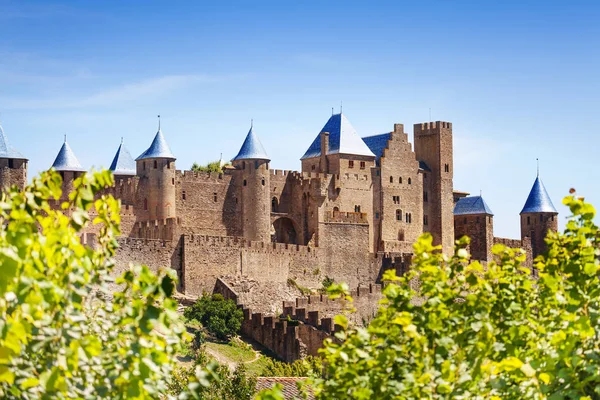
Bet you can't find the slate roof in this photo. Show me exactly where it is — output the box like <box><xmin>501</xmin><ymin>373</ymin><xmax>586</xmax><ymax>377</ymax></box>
<box><xmin>520</xmin><ymin>177</ymin><xmax>557</xmax><ymax>214</ymax></box>
<box><xmin>454</xmin><ymin>196</ymin><xmax>494</xmax><ymax>216</ymax></box>
<box><xmin>51</xmin><ymin>139</ymin><xmax>85</xmax><ymax>172</ymax></box>
<box><xmin>255</xmin><ymin>377</ymin><xmax>313</xmax><ymax>400</ymax></box>
<box><xmin>136</xmin><ymin>129</ymin><xmax>176</xmax><ymax>161</ymax></box>
<box><xmin>232</xmin><ymin>126</ymin><xmax>270</xmax><ymax>161</ymax></box>
<box><xmin>362</xmin><ymin>132</ymin><xmax>391</xmax><ymax>160</ymax></box>
<box><xmin>0</xmin><ymin>124</ymin><xmax>27</xmax><ymax>160</ymax></box>
<box><xmin>301</xmin><ymin>113</ymin><xmax>376</xmax><ymax>160</ymax></box>
<box><xmin>109</xmin><ymin>140</ymin><xmax>136</xmax><ymax>176</ymax></box>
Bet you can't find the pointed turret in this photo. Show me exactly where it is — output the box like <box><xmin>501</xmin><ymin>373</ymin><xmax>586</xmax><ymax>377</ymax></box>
<box><xmin>232</xmin><ymin>122</ymin><xmax>271</xmax><ymax>242</ymax></box>
<box><xmin>135</xmin><ymin>117</ymin><xmax>177</xmax><ymax>221</ymax></box>
<box><xmin>232</xmin><ymin>124</ymin><xmax>270</xmax><ymax>161</ymax></box>
<box><xmin>109</xmin><ymin>139</ymin><xmax>136</xmax><ymax>176</ymax></box>
<box><xmin>0</xmin><ymin>124</ymin><xmax>27</xmax><ymax>160</ymax></box>
<box><xmin>520</xmin><ymin>173</ymin><xmax>558</xmax><ymax>259</ymax></box>
<box><xmin>0</xmin><ymin>123</ymin><xmax>28</xmax><ymax>190</ymax></box>
<box><xmin>51</xmin><ymin>137</ymin><xmax>85</xmax><ymax>172</ymax></box>
<box><xmin>520</xmin><ymin>177</ymin><xmax>557</xmax><ymax>214</ymax></box>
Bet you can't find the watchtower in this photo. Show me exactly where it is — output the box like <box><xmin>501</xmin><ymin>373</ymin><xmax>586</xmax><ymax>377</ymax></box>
<box><xmin>414</xmin><ymin>121</ymin><xmax>454</xmax><ymax>254</ymax></box>
<box><xmin>232</xmin><ymin>123</ymin><xmax>271</xmax><ymax>242</ymax></box>
<box><xmin>0</xmin><ymin>124</ymin><xmax>27</xmax><ymax>190</ymax></box>
<box><xmin>454</xmin><ymin>195</ymin><xmax>494</xmax><ymax>262</ymax></box>
<box><xmin>51</xmin><ymin>136</ymin><xmax>85</xmax><ymax>202</ymax></box>
<box><xmin>520</xmin><ymin>175</ymin><xmax>558</xmax><ymax>258</ymax></box>
<box><xmin>135</xmin><ymin>119</ymin><xmax>177</xmax><ymax>221</ymax></box>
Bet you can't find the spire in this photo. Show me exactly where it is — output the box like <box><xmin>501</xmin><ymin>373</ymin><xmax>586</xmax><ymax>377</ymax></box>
<box><xmin>136</xmin><ymin>120</ymin><xmax>176</xmax><ymax>161</ymax></box>
<box><xmin>0</xmin><ymin>123</ymin><xmax>27</xmax><ymax>160</ymax></box>
<box><xmin>232</xmin><ymin>122</ymin><xmax>270</xmax><ymax>161</ymax></box>
<box><xmin>51</xmin><ymin>138</ymin><xmax>84</xmax><ymax>172</ymax></box>
<box><xmin>301</xmin><ymin>113</ymin><xmax>376</xmax><ymax>160</ymax></box>
<box><xmin>520</xmin><ymin>176</ymin><xmax>557</xmax><ymax>214</ymax></box>
<box><xmin>109</xmin><ymin>139</ymin><xmax>136</xmax><ymax>176</ymax></box>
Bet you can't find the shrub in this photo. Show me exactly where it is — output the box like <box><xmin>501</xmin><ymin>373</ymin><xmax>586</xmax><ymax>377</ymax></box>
<box><xmin>0</xmin><ymin>170</ymin><xmax>187</xmax><ymax>398</ymax></box>
<box><xmin>260</xmin><ymin>356</ymin><xmax>323</xmax><ymax>377</ymax></box>
<box><xmin>259</xmin><ymin>192</ymin><xmax>600</xmax><ymax>399</ymax></box>
<box><xmin>183</xmin><ymin>294</ymin><xmax>243</xmax><ymax>340</ymax></box>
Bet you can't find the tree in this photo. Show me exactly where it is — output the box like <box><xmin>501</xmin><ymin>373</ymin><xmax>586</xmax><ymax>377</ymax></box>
<box><xmin>0</xmin><ymin>170</ymin><xmax>201</xmax><ymax>399</ymax></box>
<box><xmin>184</xmin><ymin>294</ymin><xmax>244</xmax><ymax>340</ymax></box>
<box><xmin>258</xmin><ymin>192</ymin><xmax>600</xmax><ymax>399</ymax></box>
<box><xmin>191</xmin><ymin>161</ymin><xmax>227</xmax><ymax>173</ymax></box>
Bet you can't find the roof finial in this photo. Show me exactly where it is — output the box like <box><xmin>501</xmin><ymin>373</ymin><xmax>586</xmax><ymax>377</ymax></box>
<box><xmin>158</xmin><ymin>114</ymin><xmax>161</xmax><ymax>130</ymax></box>
<box><xmin>251</xmin><ymin>118</ymin><xmax>253</xmax><ymax>129</ymax></box>
<box><xmin>536</xmin><ymin>158</ymin><xmax>539</xmax><ymax>177</ymax></box>
<box><xmin>64</xmin><ymin>134</ymin><xmax>67</xmax><ymax>143</ymax></box>
<box><xmin>480</xmin><ymin>189</ymin><xmax>482</xmax><ymax>197</ymax></box>
<box><xmin>340</xmin><ymin>101</ymin><xmax>343</xmax><ymax>114</ymax></box>
<box><xmin>331</xmin><ymin>107</ymin><xmax>334</xmax><ymax>116</ymax></box>
<box><xmin>121</xmin><ymin>136</ymin><xmax>124</xmax><ymax>144</ymax></box>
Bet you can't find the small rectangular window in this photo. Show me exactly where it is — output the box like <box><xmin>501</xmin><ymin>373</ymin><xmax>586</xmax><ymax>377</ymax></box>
<box><xmin>213</xmin><ymin>192</ymin><xmax>217</xmax><ymax>202</ymax></box>
<box><xmin>8</xmin><ymin>159</ymin><xmax>13</xmax><ymax>169</ymax></box>
<box><xmin>375</xmin><ymin>212</ymin><xmax>379</xmax><ymax>219</ymax></box>
<box><xmin>424</xmin><ymin>215</ymin><xmax>428</xmax><ymax>225</ymax></box>
<box><xmin>424</xmin><ymin>192</ymin><xmax>428</xmax><ymax>202</ymax></box>
<box><xmin>360</xmin><ymin>161</ymin><xmax>366</xmax><ymax>169</ymax></box>
<box><xmin>182</xmin><ymin>191</ymin><xmax>186</xmax><ymax>200</ymax></box>
<box><xmin>348</xmin><ymin>160</ymin><xmax>354</xmax><ymax>168</ymax></box>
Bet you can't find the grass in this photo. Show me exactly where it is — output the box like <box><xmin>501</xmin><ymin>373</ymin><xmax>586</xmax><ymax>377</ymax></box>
<box><xmin>205</xmin><ymin>341</ymin><xmax>256</xmax><ymax>363</ymax></box>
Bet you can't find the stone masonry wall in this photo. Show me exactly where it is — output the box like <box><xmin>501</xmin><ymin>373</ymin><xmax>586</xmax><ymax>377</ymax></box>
<box><xmin>0</xmin><ymin>159</ymin><xmax>27</xmax><ymax>190</ymax></box>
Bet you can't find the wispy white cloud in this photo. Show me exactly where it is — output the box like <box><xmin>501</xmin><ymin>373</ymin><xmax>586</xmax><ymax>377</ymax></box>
<box><xmin>0</xmin><ymin>74</ymin><xmax>216</xmax><ymax>110</ymax></box>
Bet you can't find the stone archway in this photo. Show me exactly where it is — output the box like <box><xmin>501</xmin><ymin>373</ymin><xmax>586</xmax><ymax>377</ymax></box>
<box><xmin>272</xmin><ymin>217</ymin><xmax>298</xmax><ymax>244</ymax></box>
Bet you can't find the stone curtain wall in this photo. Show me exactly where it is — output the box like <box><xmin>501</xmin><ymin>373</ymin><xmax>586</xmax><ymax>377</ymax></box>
<box><xmin>493</xmin><ymin>236</ymin><xmax>533</xmax><ymax>268</ymax></box>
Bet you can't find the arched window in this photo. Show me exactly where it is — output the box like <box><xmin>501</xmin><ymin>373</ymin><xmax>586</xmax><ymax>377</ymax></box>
<box><xmin>143</xmin><ymin>161</ymin><xmax>146</xmax><ymax>171</ymax></box>
<box><xmin>408</xmin><ymin>178</ymin><xmax>412</xmax><ymax>185</ymax></box>
<box><xmin>390</xmin><ymin>176</ymin><xmax>393</xmax><ymax>183</ymax></box>
<box><xmin>182</xmin><ymin>190</ymin><xmax>186</xmax><ymax>200</ymax></box>
<box><xmin>255</xmin><ymin>161</ymin><xmax>259</xmax><ymax>169</ymax></box>
<box><xmin>354</xmin><ymin>205</ymin><xmax>361</xmax><ymax>213</ymax></box>
<box><xmin>272</xmin><ymin>197</ymin><xmax>279</xmax><ymax>212</ymax></box>
<box><xmin>144</xmin><ymin>198</ymin><xmax>148</xmax><ymax>211</ymax></box>
<box><xmin>243</xmin><ymin>180</ymin><xmax>247</xmax><ymax>186</ymax></box>
<box><xmin>242</xmin><ymin>161</ymin><xmax>246</xmax><ymax>170</ymax></box>
<box><xmin>262</xmin><ymin>178</ymin><xmax>265</xmax><ymax>186</ymax></box>
<box><xmin>396</xmin><ymin>209</ymin><xmax>402</xmax><ymax>221</ymax></box>
<box><xmin>333</xmin><ymin>206</ymin><xmax>339</xmax><ymax>212</ymax></box>
<box><xmin>154</xmin><ymin>160</ymin><xmax>158</xmax><ymax>169</ymax></box>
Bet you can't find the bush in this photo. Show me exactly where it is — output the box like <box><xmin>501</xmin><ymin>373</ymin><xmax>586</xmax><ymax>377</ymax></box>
<box><xmin>260</xmin><ymin>356</ymin><xmax>322</xmax><ymax>377</ymax></box>
<box><xmin>0</xmin><ymin>170</ymin><xmax>187</xmax><ymax>398</ymax></box>
<box><xmin>258</xmin><ymin>192</ymin><xmax>600</xmax><ymax>399</ymax></box>
<box><xmin>184</xmin><ymin>294</ymin><xmax>244</xmax><ymax>340</ymax></box>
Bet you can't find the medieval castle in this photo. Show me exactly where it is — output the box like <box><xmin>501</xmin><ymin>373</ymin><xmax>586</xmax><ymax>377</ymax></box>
<box><xmin>0</xmin><ymin>114</ymin><xmax>559</xmax><ymax>357</ymax></box>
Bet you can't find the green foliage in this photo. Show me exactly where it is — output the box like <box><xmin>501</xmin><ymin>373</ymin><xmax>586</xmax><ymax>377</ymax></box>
<box><xmin>321</xmin><ymin>276</ymin><xmax>335</xmax><ymax>291</ymax></box>
<box><xmin>259</xmin><ymin>193</ymin><xmax>600</xmax><ymax>399</ymax></box>
<box><xmin>183</xmin><ymin>294</ymin><xmax>243</xmax><ymax>340</ymax></box>
<box><xmin>0</xmin><ymin>170</ymin><xmax>189</xmax><ymax>399</ymax></box>
<box><xmin>260</xmin><ymin>356</ymin><xmax>322</xmax><ymax>378</ymax></box>
<box><xmin>191</xmin><ymin>161</ymin><xmax>228</xmax><ymax>173</ymax></box>
<box><xmin>169</xmin><ymin>351</ymin><xmax>256</xmax><ymax>400</ymax></box>
<box><xmin>286</xmin><ymin>278</ymin><xmax>311</xmax><ymax>296</ymax></box>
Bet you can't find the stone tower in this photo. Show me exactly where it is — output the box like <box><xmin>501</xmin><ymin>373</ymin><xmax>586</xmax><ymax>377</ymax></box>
<box><xmin>232</xmin><ymin>123</ymin><xmax>271</xmax><ymax>242</ymax></box>
<box><xmin>135</xmin><ymin>121</ymin><xmax>177</xmax><ymax>221</ymax></box>
<box><xmin>520</xmin><ymin>175</ymin><xmax>558</xmax><ymax>258</ymax></box>
<box><xmin>414</xmin><ymin>121</ymin><xmax>454</xmax><ymax>254</ymax></box>
<box><xmin>0</xmin><ymin>124</ymin><xmax>28</xmax><ymax>190</ymax></box>
<box><xmin>51</xmin><ymin>137</ymin><xmax>85</xmax><ymax>202</ymax></box>
<box><xmin>454</xmin><ymin>196</ymin><xmax>494</xmax><ymax>262</ymax></box>
<box><xmin>109</xmin><ymin>138</ymin><xmax>136</xmax><ymax>208</ymax></box>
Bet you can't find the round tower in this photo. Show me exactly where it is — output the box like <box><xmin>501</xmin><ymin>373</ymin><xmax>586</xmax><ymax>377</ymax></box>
<box><xmin>520</xmin><ymin>174</ymin><xmax>558</xmax><ymax>258</ymax></box>
<box><xmin>135</xmin><ymin>118</ymin><xmax>176</xmax><ymax>221</ymax></box>
<box><xmin>232</xmin><ymin>122</ymin><xmax>271</xmax><ymax>242</ymax></box>
<box><xmin>0</xmin><ymin>123</ymin><xmax>28</xmax><ymax>190</ymax></box>
<box><xmin>51</xmin><ymin>136</ymin><xmax>85</xmax><ymax>202</ymax></box>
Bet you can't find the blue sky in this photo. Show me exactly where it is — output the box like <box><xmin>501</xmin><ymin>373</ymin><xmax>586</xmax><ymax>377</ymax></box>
<box><xmin>0</xmin><ymin>0</ymin><xmax>598</xmax><ymax>239</ymax></box>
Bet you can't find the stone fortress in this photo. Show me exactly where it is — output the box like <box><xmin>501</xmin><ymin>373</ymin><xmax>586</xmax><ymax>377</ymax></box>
<box><xmin>0</xmin><ymin>114</ymin><xmax>559</xmax><ymax>359</ymax></box>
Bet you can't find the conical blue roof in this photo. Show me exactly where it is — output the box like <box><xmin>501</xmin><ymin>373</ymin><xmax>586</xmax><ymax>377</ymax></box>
<box><xmin>51</xmin><ymin>139</ymin><xmax>85</xmax><ymax>172</ymax></box>
<box><xmin>301</xmin><ymin>113</ymin><xmax>376</xmax><ymax>160</ymax></box>
<box><xmin>232</xmin><ymin>126</ymin><xmax>270</xmax><ymax>161</ymax></box>
<box><xmin>521</xmin><ymin>177</ymin><xmax>557</xmax><ymax>214</ymax></box>
<box><xmin>109</xmin><ymin>140</ymin><xmax>136</xmax><ymax>176</ymax></box>
<box><xmin>136</xmin><ymin>129</ymin><xmax>176</xmax><ymax>161</ymax></box>
<box><xmin>454</xmin><ymin>196</ymin><xmax>494</xmax><ymax>216</ymax></box>
<box><xmin>0</xmin><ymin>124</ymin><xmax>27</xmax><ymax>160</ymax></box>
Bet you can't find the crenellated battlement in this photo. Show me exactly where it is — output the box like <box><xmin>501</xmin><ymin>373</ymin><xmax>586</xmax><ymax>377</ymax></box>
<box><xmin>270</xmin><ymin>169</ymin><xmax>296</xmax><ymax>177</ymax></box>
<box><xmin>325</xmin><ymin>210</ymin><xmax>369</xmax><ymax>224</ymax></box>
<box><xmin>184</xmin><ymin>234</ymin><xmax>318</xmax><ymax>256</ymax></box>
<box><xmin>133</xmin><ymin>217</ymin><xmax>180</xmax><ymax>240</ymax></box>
<box><xmin>414</xmin><ymin>121</ymin><xmax>453</xmax><ymax>133</ymax></box>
